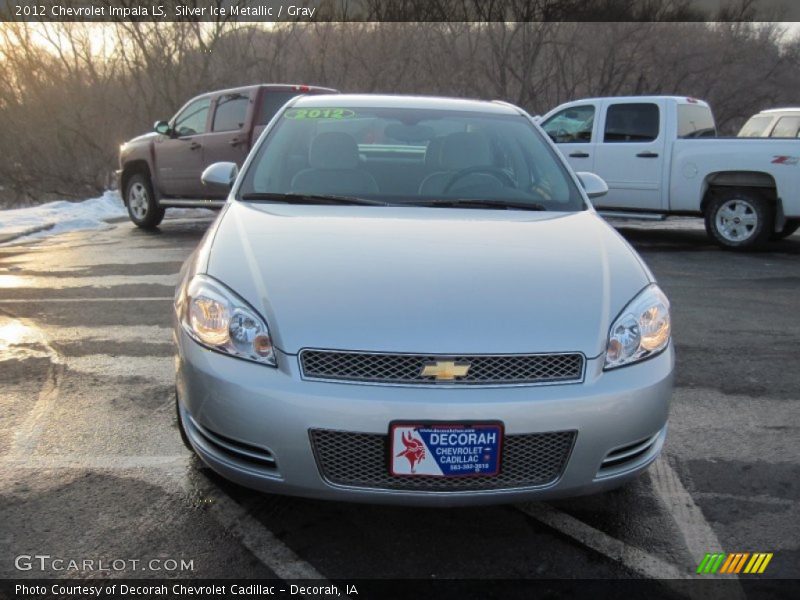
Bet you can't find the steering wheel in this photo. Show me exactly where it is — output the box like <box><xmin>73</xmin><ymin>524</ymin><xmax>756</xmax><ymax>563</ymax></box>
<box><xmin>443</xmin><ymin>167</ymin><xmax>516</xmax><ymax>194</ymax></box>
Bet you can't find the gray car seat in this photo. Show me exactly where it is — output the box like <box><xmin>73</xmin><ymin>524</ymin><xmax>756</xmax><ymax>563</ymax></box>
<box><xmin>424</xmin><ymin>136</ymin><xmax>446</xmax><ymax>171</ymax></box>
<box><xmin>418</xmin><ymin>132</ymin><xmax>493</xmax><ymax>196</ymax></box>
<box><xmin>291</xmin><ymin>132</ymin><xmax>379</xmax><ymax>196</ymax></box>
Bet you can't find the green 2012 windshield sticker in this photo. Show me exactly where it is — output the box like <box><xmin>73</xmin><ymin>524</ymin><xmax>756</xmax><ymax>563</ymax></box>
<box><xmin>284</xmin><ymin>108</ymin><xmax>356</xmax><ymax>120</ymax></box>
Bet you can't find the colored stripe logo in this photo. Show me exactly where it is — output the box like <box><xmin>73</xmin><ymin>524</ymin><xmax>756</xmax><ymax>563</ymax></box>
<box><xmin>696</xmin><ymin>552</ymin><xmax>773</xmax><ymax>574</ymax></box>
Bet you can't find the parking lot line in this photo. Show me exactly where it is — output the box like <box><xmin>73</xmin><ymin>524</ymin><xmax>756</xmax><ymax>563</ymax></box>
<box><xmin>0</xmin><ymin>447</ymin><xmax>331</xmax><ymax>585</ymax></box>
<box><xmin>0</xmin><ymin>297</ymin><xmax>174</xmax><ymax>303</ymax></box>
<box><xmin>0</xmin><ymin>273</ymin><xmax>179</xmax><ymax>288</ymax></box>
<box><xmin>186</xmin><ymin>477</ymin><xmax>344</xmax><ymax>593</ymax></box>
<box><xmin>650</xmin><ymin>456</ymin><xmax>744</xmax><ymax>598</ymax></box>
<box><xmin>516</xmin><ymin>502</ymin><xmax>687</xmax><ymax>580</ymax></box>
<box><xmin>0</xmin><ymin>451</ymin><xmax>332</xmax><ymax>590</ymax></box>
<box><xmin>1</xmin><ymin>455</ymin><xmax>188</xmax><ymax>469</ymax></box>
<box><xmin>4</xmin><ymin>316</ymin><xmax>64</xmax><ymax>457</ymax></box>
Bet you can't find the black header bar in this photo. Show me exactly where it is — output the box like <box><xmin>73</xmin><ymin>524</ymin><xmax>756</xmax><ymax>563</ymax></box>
<box><xmin>2</xmin><ymin>0</ymin><xmax>800</xmax><ymax>23</ymax></box>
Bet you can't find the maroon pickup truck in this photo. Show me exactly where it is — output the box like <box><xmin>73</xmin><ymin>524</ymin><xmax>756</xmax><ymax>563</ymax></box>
<box><xmin>118</xmin><ymin>83</ymin><xmax>338</xmax><ymax>228</ymax></box>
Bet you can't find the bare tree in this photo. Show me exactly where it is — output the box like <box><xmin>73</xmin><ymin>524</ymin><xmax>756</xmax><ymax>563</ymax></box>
<box><xmin>1</xmin><ymin>13</ymin><xmax>797</xmax><ymax>207</ymax></box>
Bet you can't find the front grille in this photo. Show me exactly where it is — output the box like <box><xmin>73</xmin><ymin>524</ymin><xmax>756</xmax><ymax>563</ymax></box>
<box><xmin>300</xmin><ymin>350</ymin><xmax>584</xmax><ymax>385</ymax></box>
<box><xmin>309</xmin><ymin>429</ymin><xmax>576</xmax><ymax>491</ymax></box>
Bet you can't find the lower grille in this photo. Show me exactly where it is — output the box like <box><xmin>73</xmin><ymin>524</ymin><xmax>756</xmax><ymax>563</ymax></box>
<box><xmin>300</xmin><ymin>350</ymin><xmax>585</xmax><ymax>385</ymax></box>
<box><xmin>310</xmin><ymin>429</ymin><xmax>576</xmax><ymax>491</ymax></box>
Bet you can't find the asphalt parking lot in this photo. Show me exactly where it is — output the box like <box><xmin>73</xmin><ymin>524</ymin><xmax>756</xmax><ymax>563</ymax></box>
<box><xmin>0</xmin><ymin>214</ymin><xmax>798</xmax><ymax>595</ymax></box>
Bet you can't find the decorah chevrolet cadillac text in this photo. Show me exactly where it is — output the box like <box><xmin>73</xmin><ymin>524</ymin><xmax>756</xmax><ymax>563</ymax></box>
<box><xmin>173</xmin><ymin>94</ymin><xmax>674</xmax><ymax>505</ymax></box>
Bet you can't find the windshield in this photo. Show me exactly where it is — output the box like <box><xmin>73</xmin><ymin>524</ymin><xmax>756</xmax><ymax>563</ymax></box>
<box><xmin>239</xmin><ymin>105</ymin><xmax>585</xmax><ymax>211</ymax></box>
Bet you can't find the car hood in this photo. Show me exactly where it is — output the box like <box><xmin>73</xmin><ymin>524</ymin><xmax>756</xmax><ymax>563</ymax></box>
<box><xmin>123</xmin><ymin>132</ymin><xmax>158</xmax><ymax>147</ymax></box>
<box><xmin>205</xmin><ymin>202</ymin><xmax>651</xmax><ymax>357</ymax></box>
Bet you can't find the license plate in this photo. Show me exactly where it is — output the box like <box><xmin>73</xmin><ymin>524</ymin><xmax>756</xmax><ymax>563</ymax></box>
<box><xmin>389</xmin><ymin>422</ymin><xmax>503</xmax><ymax>477</ymax></box>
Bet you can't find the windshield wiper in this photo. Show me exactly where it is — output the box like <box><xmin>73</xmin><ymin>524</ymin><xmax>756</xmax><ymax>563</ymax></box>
<box><xmin>239</xmin><ymin>192</ymin><xmax>390</xmax><ymax>206</ymax></box>
<box><xmin>413</xmin><ymin>198</ymin><xmax>548</xmax><ymax>211</ymax></box>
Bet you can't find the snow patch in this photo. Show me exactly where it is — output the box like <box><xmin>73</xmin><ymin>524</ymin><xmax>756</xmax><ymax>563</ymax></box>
<box><xmin>0</xmin><ymin>191</ymin><xmax>125</xmax><ymax>242</ymax></box>
<box><xmin>0</xmin><ymin>191</ymin><xmax>215</xmax><ymax>244</ymax></box>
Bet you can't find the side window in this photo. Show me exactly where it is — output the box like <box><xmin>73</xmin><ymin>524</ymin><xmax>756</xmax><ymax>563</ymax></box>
<box><xmin>770</xmin><ymin>116</ymin><xmax>800</xmax><ymax>138</ymax></box>
<box><xmin>603</xmin><ymin>103</ymin><xmax>659</xmax><ymax>143</ymax></box>
<box><xmin>212</xmin><ymin>93</ymin><xmax>250</xmax><ymax>132</ymax></box>
<box><xmin>541</xmin><ymin>105</ymin><xmax>595</xmax><ymax>143</ymax></box>
<box><xmin>173</xmin><ymin>98</ymin><xmax>211</xmax><ymax>137</ymax></box>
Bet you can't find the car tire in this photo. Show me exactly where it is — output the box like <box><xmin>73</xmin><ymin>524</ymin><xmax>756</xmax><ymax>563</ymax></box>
<box><xmin>704</xmin><ymin>189</ymin><xmax>773</xmax><ymax>251</ymax></box>
<box><xmin>770</xmin><ymin>218</ymin><xmax>800</xmax><ymax>241</ymax></box>
<box><xmin>125</xmin><ymin>173</ymin><xmax>165</xmax><ymax>229</ymax></box>
<box><xmin>176</xmin><ymin>393</ymin><xmax>195</xmax><ymax>453</ymax></box>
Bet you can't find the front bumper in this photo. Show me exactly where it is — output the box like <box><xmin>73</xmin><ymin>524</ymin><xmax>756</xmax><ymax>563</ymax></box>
<box><xmin>176</xmin><ymin>329</ymin><xmax>673</xmax><ymax>506</ymax></box>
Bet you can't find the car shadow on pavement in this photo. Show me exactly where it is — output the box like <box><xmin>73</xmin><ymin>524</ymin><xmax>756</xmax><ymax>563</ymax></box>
<box><xmin>199</xmin><ymin>467</ymin><xmax>647</xmax><ymax>581</ymax></box>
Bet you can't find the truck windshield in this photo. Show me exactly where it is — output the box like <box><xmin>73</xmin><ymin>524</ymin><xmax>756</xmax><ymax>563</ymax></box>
<box><xmin>239</xmin><ymin>106</ymin><xmax>585</xmax><ymax>212</ymax></box>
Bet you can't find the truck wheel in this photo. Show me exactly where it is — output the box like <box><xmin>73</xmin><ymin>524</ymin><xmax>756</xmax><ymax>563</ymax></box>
<box><xmin>125</xmin><ymin>173</ymin><xmax>165</xmax><ymax>229</ymax></box>
<box><xmin>704</xmin><ymin>190</ymin><xmax>773</xmax><ymax>250</ymax></box>
<box><xmin>770</xmin><ymin>219</ymin><xmax>800</xmax><ymax>241</ymax></box>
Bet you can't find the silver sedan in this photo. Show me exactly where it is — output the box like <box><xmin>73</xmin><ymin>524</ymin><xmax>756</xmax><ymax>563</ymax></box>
<box><xmin>174</xmin><ymin>94</ymin><xmax>673</xmax><ymax>505</ymax></box>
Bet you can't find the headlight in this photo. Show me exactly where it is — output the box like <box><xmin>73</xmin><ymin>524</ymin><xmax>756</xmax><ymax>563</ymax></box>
<box><xmin>179</xmin><ymin>274</ymin><xmax>276</xmax><ymax>366</ymax></box>
<box><xmin>604</xmin><ymin>284</ymin><xmax>670</xmax><ymax>370</ymax></box>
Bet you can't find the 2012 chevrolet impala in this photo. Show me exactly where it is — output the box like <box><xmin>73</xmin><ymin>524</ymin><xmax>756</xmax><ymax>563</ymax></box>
<box><xmin>173</xmin><ymin>94</ymin><xmax>674</xmax><ymax>505</ymax></box>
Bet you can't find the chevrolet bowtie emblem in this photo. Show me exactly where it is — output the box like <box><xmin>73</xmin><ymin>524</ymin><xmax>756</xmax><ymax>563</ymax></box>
<box><xmin>420</xmin><ymin>360</ymin><xmax>471</xmax><ymax>381</ymax></box>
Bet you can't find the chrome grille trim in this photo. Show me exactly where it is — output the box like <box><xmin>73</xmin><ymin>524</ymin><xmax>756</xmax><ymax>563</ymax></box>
<box><xmin>309</xmin><ymin>429</ymin><xmax>577</xmax><ymax>491</ymax></box>
<box><xmin>598</xmin><ymin>432</ymin><xmax>660</xmax><ymax>473</ymax></box>
<box><xmin>299</xmin><ymin>349</ymin><xmax>585</xmax><ymax>386</ymax></box>
<box><xmin>188</xmin><ymin>416</ymin><xmax>277</xmax><ymax>470</ymax></box>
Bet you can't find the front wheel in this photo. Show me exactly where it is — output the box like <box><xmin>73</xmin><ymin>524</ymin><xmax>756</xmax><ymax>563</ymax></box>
<box><xmin>704</xmin><ymin>190</ymin><xmax>773</xmax><ymax>251</ymax></box>
<box><xmin>125</xmin><ymin>173</ymin><xmax>165</xmax><ymax>229</ymax></box>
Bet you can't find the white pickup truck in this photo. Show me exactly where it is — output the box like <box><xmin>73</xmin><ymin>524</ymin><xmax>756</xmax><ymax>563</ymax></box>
<box><xmin>539</xmin><ymin>96</ymin><xmax>800</xmax><ymax>249</ymax></box>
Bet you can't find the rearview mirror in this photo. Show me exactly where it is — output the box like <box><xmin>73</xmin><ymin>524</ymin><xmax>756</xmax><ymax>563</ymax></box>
<box><xmin>576</xmin><ymin>172</ymin><xmax>608</xmax><ymax>199</ymax></box>
<box><xmin>154</xmin><ymin>120</ymin><xmax>172</xmax><ymax>136</ymax></box>
<box><xmin>201</xmin><ymin>162</ymin><xmax>238</xmax><ymax>193</ymax></box>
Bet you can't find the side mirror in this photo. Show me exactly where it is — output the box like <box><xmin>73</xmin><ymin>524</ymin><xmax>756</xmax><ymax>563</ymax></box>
<box><xmin>201</xmin><ymin>162</ymin><xmax>238</xmax><ymax>192</ymax></box>
<box><xmin>154</xmin><ymin>120</ymin><xmax>172</xmax><ymax>136</ymax></box>
<box><xmin>576</xmin><ymin>172</ymin><xmax>608</xmax><ymax>199</ymax></box>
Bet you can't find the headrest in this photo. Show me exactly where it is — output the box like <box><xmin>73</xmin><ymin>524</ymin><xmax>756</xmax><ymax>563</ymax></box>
<box><xmin>425</xmin><ymin>136</ymin><xmax>446</xmax><ymax>170</ymax></box>
<box><xmin>309</xmin><ymin>132</ymin><xmax>360</xmax><ymax>170</ymax></box>
<box><xmin>605</xmin><ymin>112</ymin><xmax>626</xmax><ymax>130</ymax></box>
<box><xmin>440</xmin><ymin>132</ymin><xmax>492</xmax><ymax>171</ymax></box>
<box><xmin>632</xmin><ymin>112</ymin><xmax>658</xmax><ymax>136</ymax></box>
